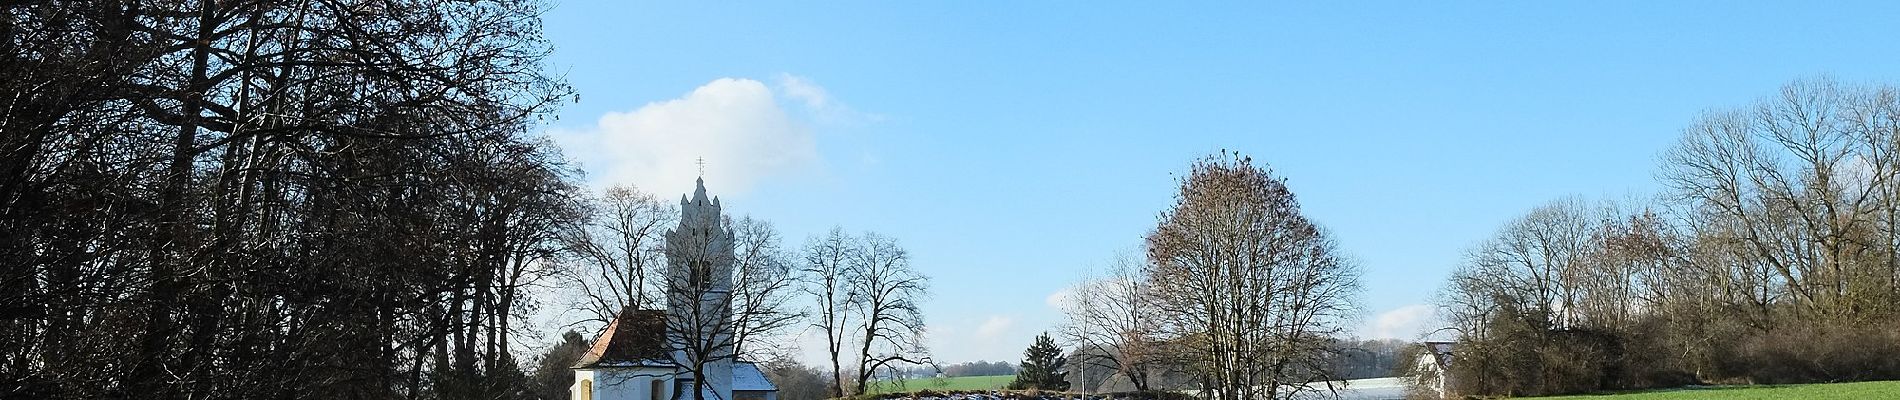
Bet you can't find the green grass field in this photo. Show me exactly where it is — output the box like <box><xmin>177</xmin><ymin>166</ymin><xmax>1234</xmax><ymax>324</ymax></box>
<box><xmin>862</xmin><ymin>374</ymin><xmax>1015</xmax><ymax>395</ymax></box>
<box><xmin>1535</xmin><ymin>380</ymin><xmax>1900</xmax><ymax>399</ymax></box>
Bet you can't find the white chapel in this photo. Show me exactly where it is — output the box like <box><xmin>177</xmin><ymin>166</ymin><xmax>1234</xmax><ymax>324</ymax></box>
<box><xmin>571</xmin><ymin>178</ymin><xmax>777</xmax><ymax>400</ymax></box>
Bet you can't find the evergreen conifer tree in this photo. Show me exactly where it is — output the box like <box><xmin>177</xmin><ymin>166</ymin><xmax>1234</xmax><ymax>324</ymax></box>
<box><xmin>1008</xmin><ymin>332</ymin><xmax>1071</xmax><ymax>391</ymax></box>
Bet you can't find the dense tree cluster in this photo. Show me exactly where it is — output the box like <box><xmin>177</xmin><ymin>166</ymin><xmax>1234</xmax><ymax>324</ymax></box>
<box><xmin>940</xmin><ymin>360</ymin><xmax>1017</xmax><ymax>378</ymax></box>
<box><xmin>761</xmin><ymin>357</ymin><xmax>833</xmax><ymax>400</ymax></box>
<box><xmin>1</xmin><ymin>0</ymin><xmax>574</xmax><ymax>398</ymax></box>
<box><xmin>1439</xmin><ymin>78</ymin><xmax>1900</xmax><ymax>397</ymax></box>
<box><xmin>0</xmin><ymin>2</ymin><xmax>933</xmax><ymax>399</ymax></box>
<box><xmin>1322</xmin><ymin>339</ymin><xmax>1408</xmax><ymax>381</ymax></box>
<box><xmin>532</xmin><ymin>332</ymin><xmax>596</xmax><ymax>400</ymax></box>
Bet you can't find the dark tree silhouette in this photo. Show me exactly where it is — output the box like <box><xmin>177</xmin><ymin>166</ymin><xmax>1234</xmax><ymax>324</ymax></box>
<box><xmin>1009</xmin><ymin>332</ymin><xmax>1071</xmax><ymax>391</ymax></box>
<box><xmin>0</xmin><ymin>0</ymin><xmax>573</xmax><ymax>398</ymax></box>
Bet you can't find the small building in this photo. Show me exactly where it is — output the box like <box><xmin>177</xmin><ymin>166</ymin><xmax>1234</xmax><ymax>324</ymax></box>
<box><xmin>572</xmin><ymin>309</ymin><xmax>676</xmax><ymax>400</ymax></box>
<box><xmin>1412</xmin><ymin>341</ymin><xmax>1456</xmax><ymax>399</ymax></box>
<box><xmin>731</xmin><ymin>361</ymin><xmax>777</xmax><ymax>400</ymax></box>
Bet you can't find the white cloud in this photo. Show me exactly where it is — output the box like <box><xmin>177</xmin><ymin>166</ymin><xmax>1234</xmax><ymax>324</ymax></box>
<box><xmin>553</xmin><ymin>77</ymin><xmax>822</xmax><ymax>198</ymax></box>
<box><xmin>1045</xmin><ymin>287</ymin><xmax>1073</xmax><ymax>310</ymax></box>
<box><xmin>776</xmin><ymin>74</ymin><xmax>880</xmax><ymax>125</ymax></box>
<box><xmin>975</xmin><ymin>315</ymin><xmax>1015</xmax><ymax>339</ymax></box>
<box><xmin>777</xmin><ymin>74</ymin><xmax>832</xmax><ymax>110</ymax></box>
<box><xmin>1363</xmin><ymin>304</ymin><xmax>1436</xmax><ymax>340</ymax></box>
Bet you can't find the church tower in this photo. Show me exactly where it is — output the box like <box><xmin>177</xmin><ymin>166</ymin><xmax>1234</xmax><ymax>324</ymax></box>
<box><xmin>572</xmin><ymin>177</ymin><xmax>774</xmax><ymax>400</ymax></box>
<box><xmin>663</xmin><ymin>177</ymin><xmax>735</xmax><ymax>399</ymax></box>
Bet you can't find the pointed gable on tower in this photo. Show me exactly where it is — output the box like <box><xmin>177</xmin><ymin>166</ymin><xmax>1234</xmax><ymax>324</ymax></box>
<box><xmin>665</xmin><ymin>177</ymin><xmax>735</xmax><ymax>296</ymax></box>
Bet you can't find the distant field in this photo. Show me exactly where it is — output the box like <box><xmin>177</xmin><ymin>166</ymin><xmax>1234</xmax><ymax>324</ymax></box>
<box><xmin>1535</xmin><ymin>380</ymin><xmax>1900</xmax><ymax>399</ymax></box>
<box><xmin>863</xmin><ymin>375</ymin><xmax>1014</xmax><ymax>395</ymax></box>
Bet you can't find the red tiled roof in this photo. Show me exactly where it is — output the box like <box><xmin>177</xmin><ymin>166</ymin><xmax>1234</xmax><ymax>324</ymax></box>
<box><xmin>573</xmin><ymin>308</ymin><xmax>670</xmax><ymax>368</ymax></box>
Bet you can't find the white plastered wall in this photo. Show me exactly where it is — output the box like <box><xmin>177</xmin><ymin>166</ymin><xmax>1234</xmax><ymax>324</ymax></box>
<box><xmin>573</xmin><ymin>367</ymin><xmax>675</xmax><ymax>400</ymax></box>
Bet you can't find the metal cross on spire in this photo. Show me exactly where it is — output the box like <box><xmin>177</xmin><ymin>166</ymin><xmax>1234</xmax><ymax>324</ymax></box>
<box><xmin>696</xmin><ymin>157</ymin><xmax>706</xmax><ymax>177</ymax></box>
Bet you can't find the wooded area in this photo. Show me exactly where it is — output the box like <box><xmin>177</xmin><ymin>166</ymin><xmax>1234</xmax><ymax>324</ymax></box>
<box><xmin>2</xmin><ymin>0</ymin><xmax>575</xmax><ymax>398</ymax></box>
<box><xmin>0</xmin><ymin>2</ymin><xmax>933</xmax><ymax>399</ymax></box>
<box><xmin>1441</xmin><ymin>78</ymin><xmax>1900</xmax><ymax>397</ymax></box>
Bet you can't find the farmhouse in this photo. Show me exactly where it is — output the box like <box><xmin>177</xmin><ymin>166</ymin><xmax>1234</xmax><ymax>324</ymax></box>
<box><xmin>1413</xmin><ymin>341</ymin><xmax>1456</xmax><ymax>399</ymax></box>
<box><xmin>571</xmin><ymin>179</ymin><xmax>777</xmax><ymax>400</ymax></box>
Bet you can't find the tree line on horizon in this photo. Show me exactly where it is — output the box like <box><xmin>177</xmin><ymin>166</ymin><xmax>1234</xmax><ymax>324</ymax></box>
<box><xmin>1435</xmin><ymin>77</ymin><xmax>1900</xmax><ymax>398</ymax></box>
<box><xmin>870</xmin><ymin>360</ymin><xmax>1019</xmax><ymax>381</ymax></box>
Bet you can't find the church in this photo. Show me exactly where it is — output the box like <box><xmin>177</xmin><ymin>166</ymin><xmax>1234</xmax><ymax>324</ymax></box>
<box><xmin>571</xmin><ymin>178</ymin><xmax>778</xmax><ymax>400</ymax></box>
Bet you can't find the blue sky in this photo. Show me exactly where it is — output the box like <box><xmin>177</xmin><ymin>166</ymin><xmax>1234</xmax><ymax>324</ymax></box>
<box><xmin>537</xmin><ymin>1</ymin><xmax>1900</xmax><ymax>364</ymax></box>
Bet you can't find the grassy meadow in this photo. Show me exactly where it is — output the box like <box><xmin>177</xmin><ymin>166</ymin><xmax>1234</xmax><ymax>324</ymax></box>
<box><xmin>862</xmin><ymin>375</ymin><xmax>1015</xmax><ymax>395</ymax></box>
<box><xmin>860</xmin><ymin>377</ymin><xmax>1900</xmax><ymax>399</ymax></box>
<box><xmin>1535</xmin><ymin>380</ymin><xmax>1900</xmax><ymax>399</ymax></box>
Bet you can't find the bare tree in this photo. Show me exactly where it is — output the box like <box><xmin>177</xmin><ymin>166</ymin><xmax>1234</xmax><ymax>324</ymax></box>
<box><xmin>1145</xmin><ymin>151</ymin><xmax>1360</xmax><ymax>400</ymax></box>
<box><xmin>803</xmin><ymin>227</ymin><xmax>859</xmax><ymax>397</ymax></box>
<box><xmin>729</xmin><ymin>216</ymin><xmax>807</xmax><ymax>360</ymax></box>
<box><xmin>1578</xmin><ymin>208</ymin><xmax>1677</xmax><ymax>333</ymax></box>
<box><xmin>1060</xmin><ymin>252</ymin><xmax>1167</xmax><ymax>392</ymax></box>
<box><xmin>801</xmin><ymin>228</ymin><xmax>933</xmax><ymax>396</ymax></box>
<box><xmin>563</xmin><ymin>185</ymin><xmax>678</xmax><ymax>324</ymax></box>
<box><xmin>849</xmin><ymin>232</ymin><xmax>932</xmax><ymax>395</ymax></box>
<box><xmin>1456</xmin><ymin>197</ymin><xmax>1603</xmax><ymax>331</ymax></box>
<box><xmin>1660</xmin><ymin>77</ymin><xmax>1900</xmax><ymax>320</ymax></box>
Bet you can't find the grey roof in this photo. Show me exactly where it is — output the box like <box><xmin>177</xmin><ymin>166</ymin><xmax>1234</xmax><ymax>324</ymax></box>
<box><xmin>1425</xmin><ymin>341</ymin><xmax>1456</xmax><ymax>369</ymax></box>
<box><xmin>732</xmin><ymin>362</ymin><xmax>777</xmax><ymax>392</ymax></box>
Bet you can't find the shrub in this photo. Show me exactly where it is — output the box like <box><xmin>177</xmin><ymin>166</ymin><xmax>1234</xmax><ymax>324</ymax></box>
<box><xmin>1727</xmin><ymin>322</ymin><xmax>1900</xmax><ymax>384</ymax></box>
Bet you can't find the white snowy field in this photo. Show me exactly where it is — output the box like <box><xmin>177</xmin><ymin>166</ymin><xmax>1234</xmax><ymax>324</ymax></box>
<box><xmin>1316</xmin><ymin>377</ymin><xmax>1407</xmax><ymax>400</ymax></box>
<box><xmin>1179</xmin><ymin>377</ymin><xmax>1410</xmax><ymax>400</ymax></box>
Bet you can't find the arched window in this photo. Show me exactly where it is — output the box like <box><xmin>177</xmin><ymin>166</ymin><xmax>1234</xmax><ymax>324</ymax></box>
<box><xmin>577</xmin><ymin>379</ymin><xmax>593</xmax><ymax>400</ymax></box>
<box><xmin>651</xmin><ymin>378</ymin><xmax>665</xmax><ymax>400</ymax></box>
